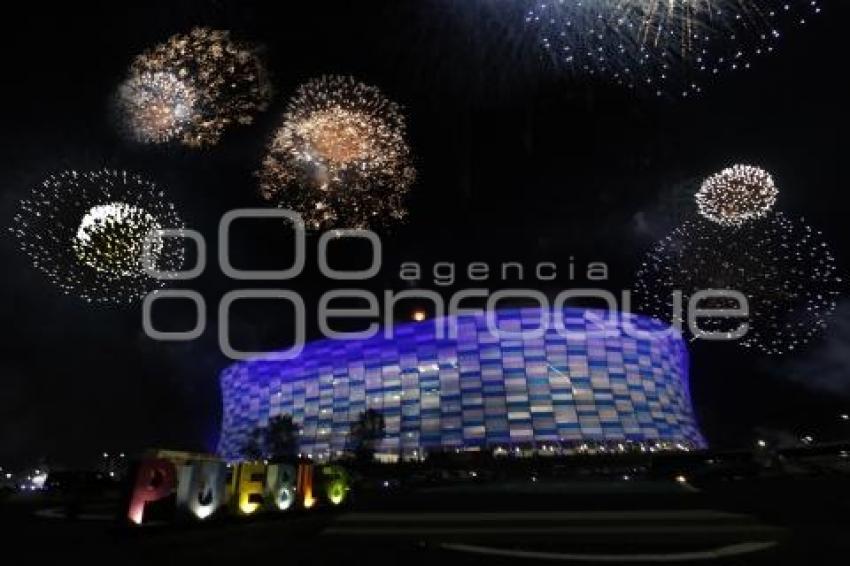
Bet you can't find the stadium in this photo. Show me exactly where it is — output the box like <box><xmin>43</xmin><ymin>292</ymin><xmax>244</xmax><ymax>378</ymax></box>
<box><xmin>217</xmin><ymin>308</ymin><xmax>705</xmax><ymax>460</ymax></box>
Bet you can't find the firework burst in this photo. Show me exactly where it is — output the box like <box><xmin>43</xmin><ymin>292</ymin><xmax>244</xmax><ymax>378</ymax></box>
<box><xmin>696</xmin><ymin>164</ymin><xmax>778</xmax><ymax>226</ymax></box>
<box><xmin>526</xmin><ymin>0</ymin><xmax>821</xmax><ymax>96</ymax></box>
<box><xmin>117</xmin><ymin>72</ymin><xmax>198</xmax><ymax>144</ymax></box>
<box><xmin>10</xmin><ymin>170</ymin><xmax>185</xmax><ymax>305</ymax></box>
<box><xmin>117</xmin><ymin>27</ymin><xmax>271</xmax><ymax>147</ymax></box>
<box><xmin>634</xmin><ymin>213</ymin><xmax>841</xmax><ymax>355</ymax></box>
<box><xmin>258</xmin><ymin>75</ymin><xmax>415</xmax><ymax>230</ymax></box>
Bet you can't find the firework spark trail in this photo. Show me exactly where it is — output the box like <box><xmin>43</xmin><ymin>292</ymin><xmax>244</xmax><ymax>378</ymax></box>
<box><xmin>634</xmin><ymin>212</ymin><xmax>841</xmax><ymax>355</ymax></box>
<box><xmin>258</xmin><ymin>75</ymin><xmax>416</xmax><ymax>230</ymax></box>
<box><xmin>116</xmin><ymin>27</ymin><xmax>271</xmax><ymax>147</ymax></box>
<box><xmin>526</xmin><ymin>0</ymin><xmax>821</xmax><ymax>96</ymax></box>
<box><xmin>10</xmin><ymin>170</ymin><xmax>185</xmax><ymax>306</ymax></box>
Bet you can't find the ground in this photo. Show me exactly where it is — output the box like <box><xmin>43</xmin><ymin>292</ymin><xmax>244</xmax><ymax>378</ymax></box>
<box><xmin>2</xmin><ymin>475</ymin><xmax>849</xmax><ymax>565</ymax></box>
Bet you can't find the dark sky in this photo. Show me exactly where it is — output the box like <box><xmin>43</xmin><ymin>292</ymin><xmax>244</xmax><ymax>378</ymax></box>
<box><xmin>1</xmin><ymin>1</ymin><xmax>848</xmax><ymax>468</ymax></box>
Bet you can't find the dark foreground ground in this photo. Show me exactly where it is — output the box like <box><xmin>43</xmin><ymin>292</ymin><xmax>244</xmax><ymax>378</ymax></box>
<box><xmin>2</xmin><ymin>476</ymin><xmax>849</xmax><ymax>565</ymax></box>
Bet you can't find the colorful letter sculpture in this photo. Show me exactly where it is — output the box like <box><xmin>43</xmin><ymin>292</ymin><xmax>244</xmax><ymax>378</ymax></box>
<box><xmin>319</xmin><ymin>465</ymin><xmax>350</xmax><ymax>506</ymax></box>
<box><xmin>265</xmin><ymin>463</ymin><xmax>297</xmax><ymax>511</ymax></box>
<box><xmin>176</xmin><ymin>460</ymin><xmax>227</xmax><ymax>520</ymax></box>
<box><xmin>128</xmin><ymin>457</ymin><xmax>177</xmax><ymax>525</ymax></box>
<box><xmin>297</xmin><ymin>461</ymin><xmax>315</xmax><ymax>508</ymax></box>
<box><xmin>234</xmin><ymin>461</ymin><xmax>266</xmax><ymax>515</ymax></box>
<box><xmin>126</xmin><ymin>450</ymin><xmax>348</xmax><ymax>525</ymax></box>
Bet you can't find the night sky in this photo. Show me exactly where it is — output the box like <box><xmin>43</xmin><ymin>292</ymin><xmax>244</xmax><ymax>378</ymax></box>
<box><xmin>1</xmin><ymin>1</ymin><xmax>848</xmax><ymax>468</ymax></box>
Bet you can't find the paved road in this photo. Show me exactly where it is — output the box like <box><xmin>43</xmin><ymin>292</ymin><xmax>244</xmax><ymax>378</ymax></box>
<box><xmin>3</xmin><ymin>477</ymin><xmax>849</xmax><ymax>564</ymax></box>
<box><xmin>320</xmin><ymin>482</ymin><xmax>785</xmax><ymax>563</ymax></box>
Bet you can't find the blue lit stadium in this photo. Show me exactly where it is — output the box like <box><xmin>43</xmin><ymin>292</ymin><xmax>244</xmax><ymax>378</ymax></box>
<box><xmin>218</xmin><ymin>308</ymin><xmax>705</xmax><ymax>460</ymax></box>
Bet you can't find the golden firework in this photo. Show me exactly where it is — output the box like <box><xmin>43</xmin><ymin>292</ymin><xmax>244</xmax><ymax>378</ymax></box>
<box><xmin>117</xmin><ymin>28</ymin><xmax>271</xmax><ymax>147</ymax></box>
<box><xmin>696</xmin><ymin>165</ymin><xmax>778</xmax><ymax>226</ymax></box>
<box><xmin>259</xmin><ymin>76</ymin><xmax>415</xmax><ymax>230</ymax></box>
<box><xmin>527</xmin><ymin>1</ymin><xmax>821</xmax><ymax>96</ymax></box>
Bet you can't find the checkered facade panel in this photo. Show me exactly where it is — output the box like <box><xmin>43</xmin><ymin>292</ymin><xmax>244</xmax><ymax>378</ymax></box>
<box><xmin>217</xmin><ymin>309</ymin><xmax>705</xmax><ymax>459</ymax></box>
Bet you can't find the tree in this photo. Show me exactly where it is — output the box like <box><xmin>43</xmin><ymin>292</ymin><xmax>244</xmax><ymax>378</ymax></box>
<box><xmin>241</xmin><ymin>429</ymin><xmax>264</xmax><ymax>461</ymax></box>
<box><xmin>265</xmin><ymin>415</ymin><xmax>301</xmax><ymax>462</ymax></box>
<box><xmin>350</xmin><ymin>409</ymin><xmax>385</xmax><ymax>463</ymax></box>
<box><xmin>241</xmin><ymin>415</ymin><xmax>301</xmax><ymax>462</ymax></box>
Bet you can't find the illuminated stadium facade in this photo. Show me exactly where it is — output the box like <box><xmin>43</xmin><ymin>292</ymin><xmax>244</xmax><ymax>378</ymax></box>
<box><xmin>217</xmin><ymin>308</ymin><xmax>705</xmax><ymax>460</ymax></box>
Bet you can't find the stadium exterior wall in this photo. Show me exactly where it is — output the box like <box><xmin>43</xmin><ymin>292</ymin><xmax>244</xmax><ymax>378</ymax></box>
<box><xmin>217</xmin><ymin>308</ymin><xmax>705</xmax><ymax>460</ymax></box>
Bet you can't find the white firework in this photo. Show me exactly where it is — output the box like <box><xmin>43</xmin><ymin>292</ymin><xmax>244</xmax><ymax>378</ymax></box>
<box><xmin>10</xmin><ymin>170</ymin><xmax>185</xmax><ymax>305</ymax></box>
<box><xmin>696</xmin><ymin>164</ymin><xmax>778</xmax><ymax>226</ymax></box>
<box><xmin>634</xmin><ymin>212</ymin><xmax>842</xmax><ymax>355</ymax></box>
